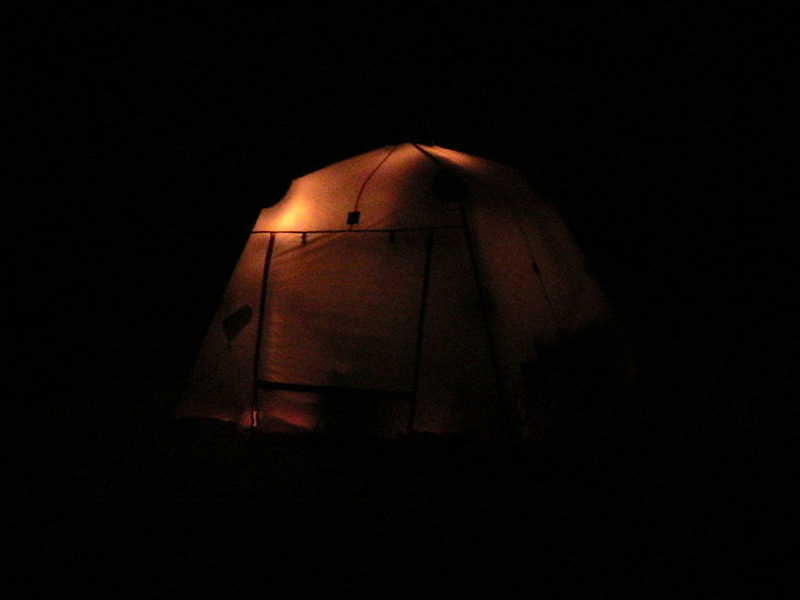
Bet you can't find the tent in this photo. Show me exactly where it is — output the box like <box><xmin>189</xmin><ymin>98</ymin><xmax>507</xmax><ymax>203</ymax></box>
<box><xmin>177</xmin><ymin>143</ymin><xmax>625</xmax><ymax>439</ymax></box>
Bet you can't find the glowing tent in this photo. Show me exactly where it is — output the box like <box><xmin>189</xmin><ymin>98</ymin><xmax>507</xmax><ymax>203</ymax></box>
<box><xmin>178</xmin><ymin>143</ymin><xmax>622</xmax><ymax>438</ymax></box>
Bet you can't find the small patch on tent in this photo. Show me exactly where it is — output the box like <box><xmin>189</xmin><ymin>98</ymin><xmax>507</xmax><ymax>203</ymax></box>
<box><xmin>347</xmin><ymin>211</ymin><xmax>361</xmax><ymax>225</ymax></box>
<box><xmin>221</xmin><ymin>305</ymin><xmax>253</xmax><ymax>342</ymax></box>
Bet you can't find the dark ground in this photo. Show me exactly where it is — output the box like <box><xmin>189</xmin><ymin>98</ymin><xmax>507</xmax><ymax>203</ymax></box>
<box><xmin>9</xmin><ymin>409</ymin><xmax>797</xmax><ymax>598</ymax></box>
<box><xmin>7</xmin><ymin>3</ymin><xmax>798</xmax><ymax>597</ymax></box>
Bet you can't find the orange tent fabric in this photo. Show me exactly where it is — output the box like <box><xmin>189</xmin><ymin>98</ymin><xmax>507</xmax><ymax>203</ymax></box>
<box><xmin>178</xmin><ymin>144</ymin><xmax>618</xmax><ymax>438</ymax></box>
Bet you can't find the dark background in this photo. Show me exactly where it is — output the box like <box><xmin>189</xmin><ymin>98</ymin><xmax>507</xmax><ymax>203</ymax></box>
<box><xmin>8</xmin><ymin>3</ymin><xmax>798</xmax><ymax>596</ymax></box>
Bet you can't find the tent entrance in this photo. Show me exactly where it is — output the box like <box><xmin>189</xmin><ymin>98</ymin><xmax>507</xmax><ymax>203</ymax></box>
<box><xmin>253</xmin><ymin>229</ymin><xmax>432</xmax><ymax>433</ymax></box>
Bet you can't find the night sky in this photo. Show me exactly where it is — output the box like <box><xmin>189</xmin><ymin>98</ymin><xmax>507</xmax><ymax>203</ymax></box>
<box><xmin>8</xmin><ymin>3</ymin><xmax>798</xmax><ymax>596</ymax></box>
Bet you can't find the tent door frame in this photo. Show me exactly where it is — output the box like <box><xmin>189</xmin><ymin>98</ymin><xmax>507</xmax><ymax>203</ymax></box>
<box><xmin>250</xmin><ymin>228</ymin><xmax>437</xmax><ymax>433</ymax></box>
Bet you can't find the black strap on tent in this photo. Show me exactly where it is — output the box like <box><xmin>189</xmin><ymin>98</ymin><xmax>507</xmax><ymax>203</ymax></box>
<box><xmin>350</xmin><ymin>144</ymin><xmax>398</xmax><ymax>229</ymax></box>
<box><xmin>407</xmin><ymin>228</ymin><xmax>435</xmax><ymax>434</ymax></box>
<box><xmin>251</xmin><ymin>232</ymin><xmax>277</xmax><ymax>429</ymax></box>
<box><xmin>251</xmin><ymin>225</ymin><xmax>461</xmax><ymax>235</ymax></box>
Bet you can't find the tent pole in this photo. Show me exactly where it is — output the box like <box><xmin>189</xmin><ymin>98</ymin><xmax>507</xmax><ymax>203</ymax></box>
<box><xmin>408</xmin><ymin>228</ymin><xmax>435</xmax><ymax>435</ymax></box>
<box><xmin>251</xmin><ymin>232</ymin><xmax>277</xmax><ymax>430</ymax></box>
<box><xmin>411</xmin><ymin>143</ymin><xmax>516</xmax><ymax>437</ymax></box>
<box><xmin>457</xmin><ymin>201</ymin><xmax>516</xmax><ymax>440</ymax></box>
